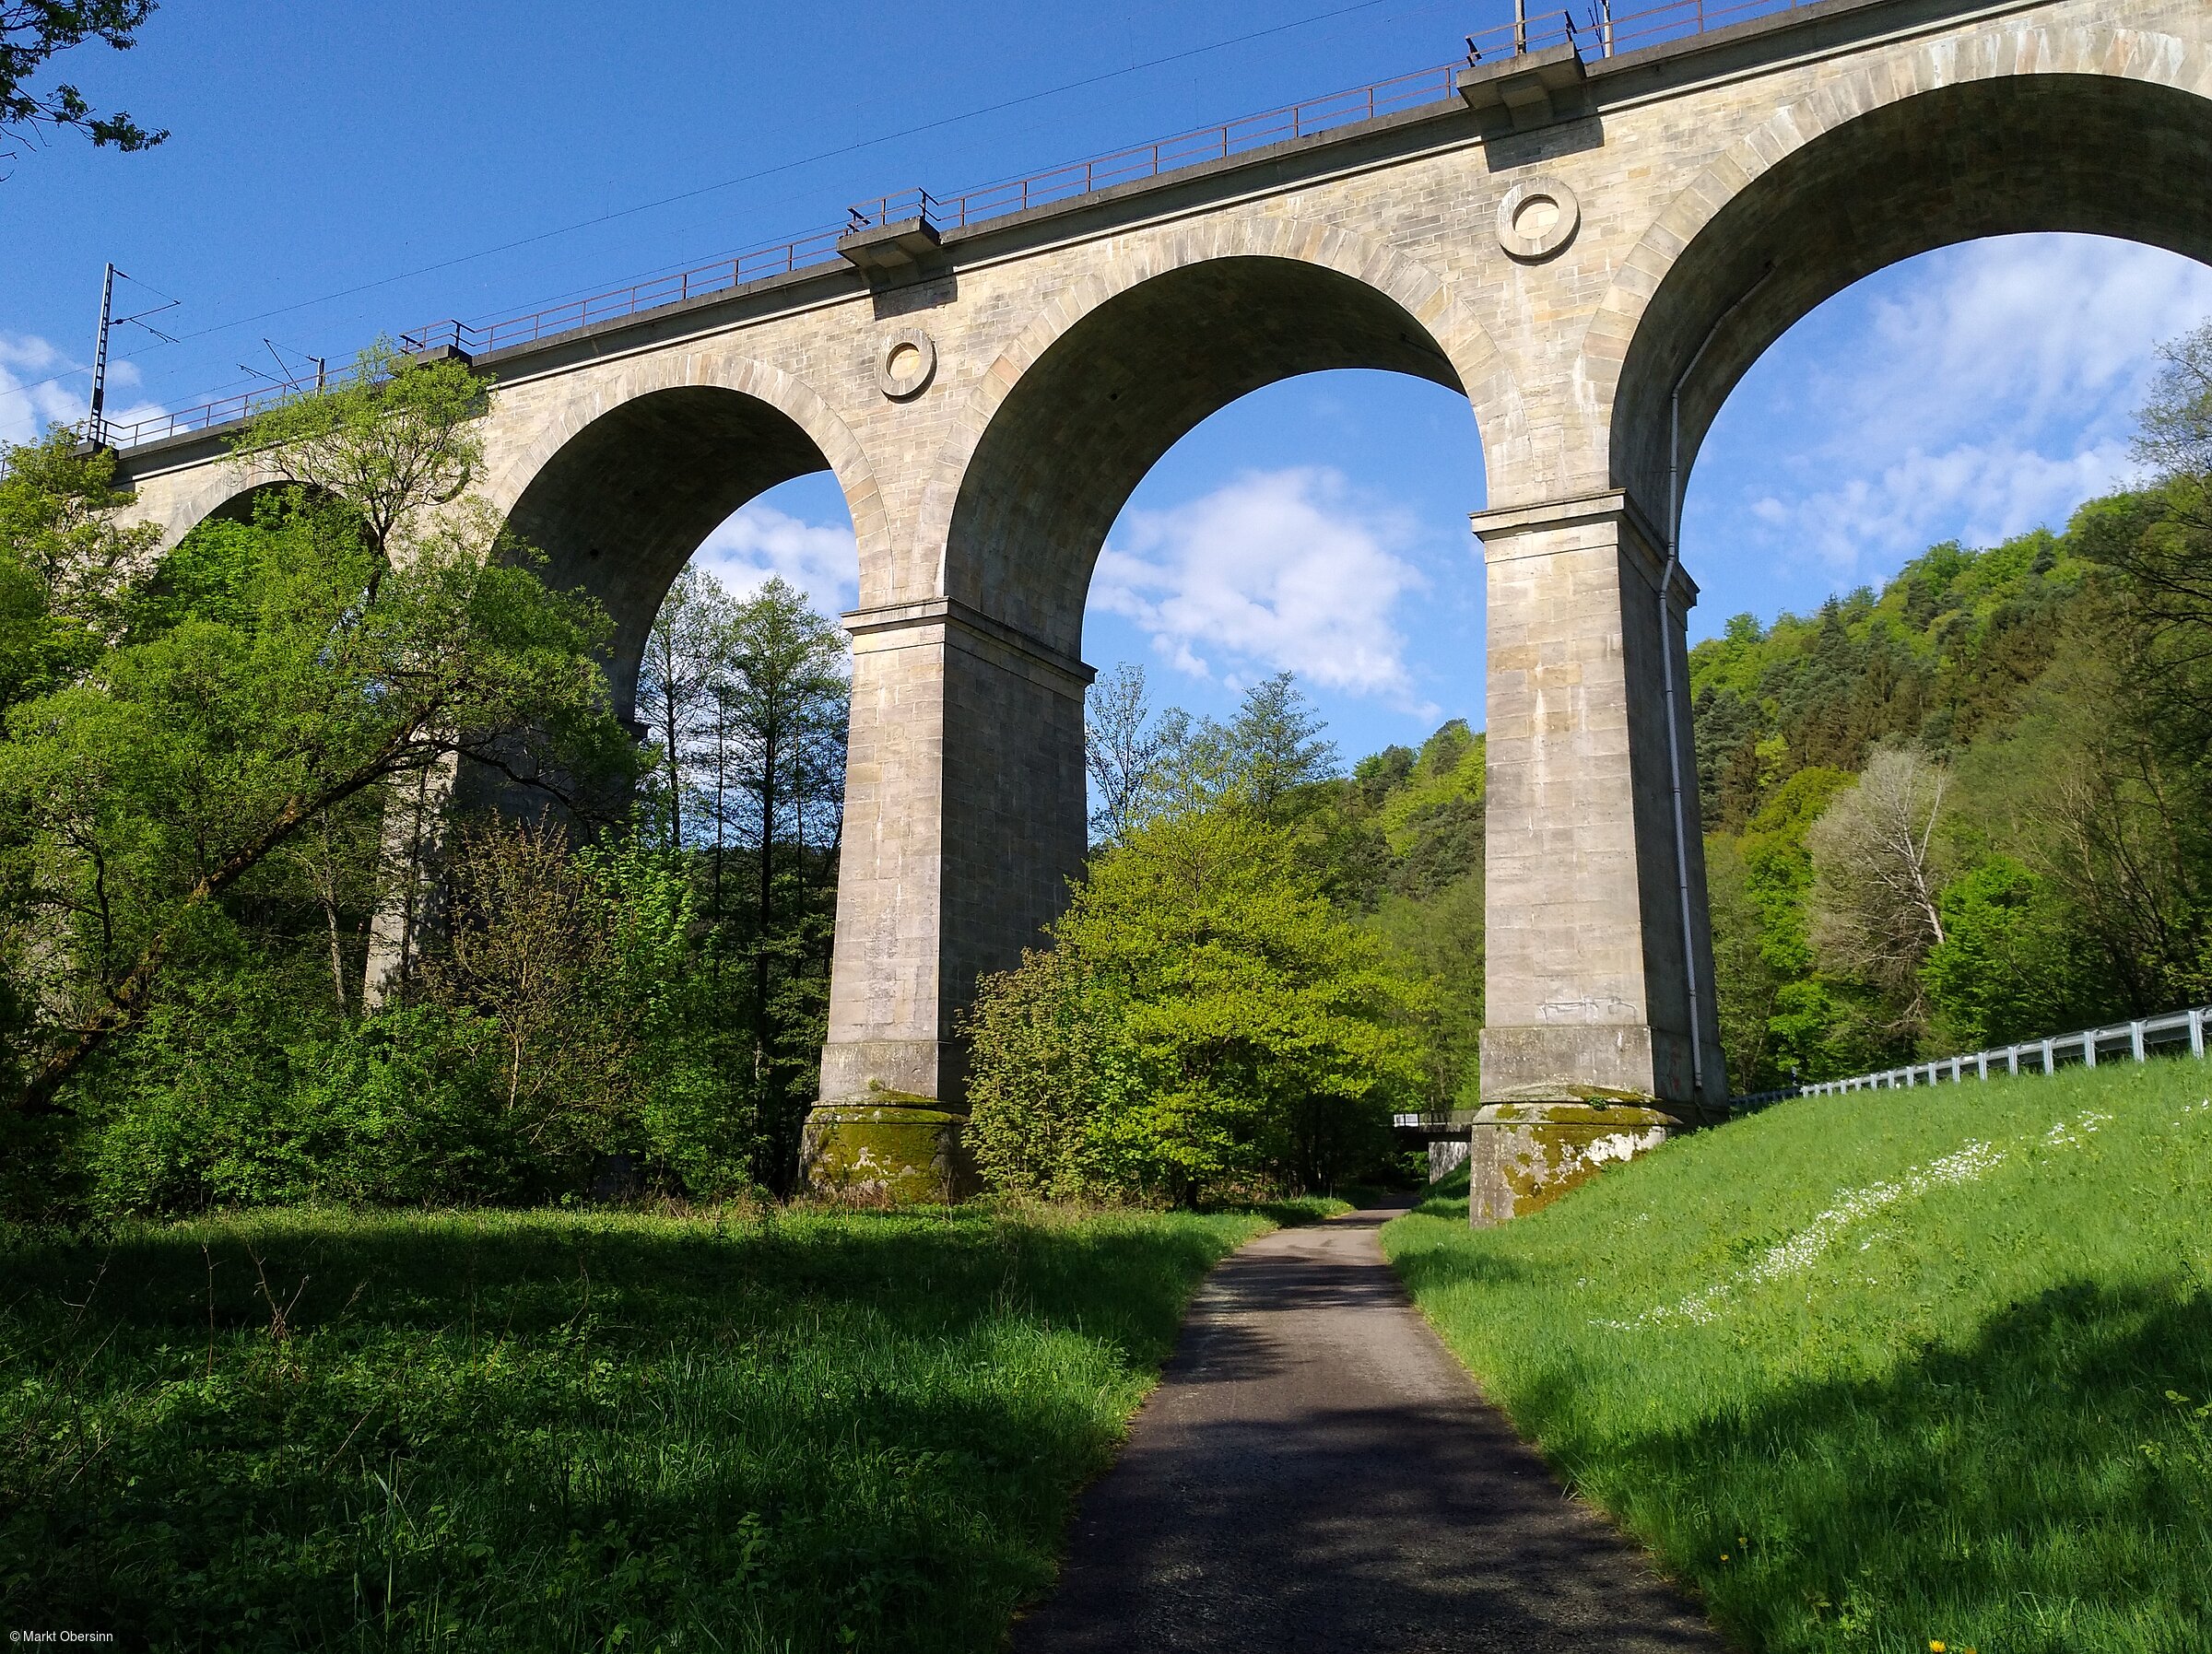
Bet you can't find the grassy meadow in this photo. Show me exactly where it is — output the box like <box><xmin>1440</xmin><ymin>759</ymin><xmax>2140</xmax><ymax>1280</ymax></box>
<box><xmin>0</xmin><ymin>1200</ymin><xmax>1307</xmax><ymax>1651</ymax></box>
<box><xmin>1385</xmin><ymin>1060</ymin><xmax>2212</xmax><ymax>1654</ymax></box>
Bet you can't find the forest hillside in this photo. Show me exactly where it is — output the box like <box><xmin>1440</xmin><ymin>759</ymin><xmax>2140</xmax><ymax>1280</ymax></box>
<box><xmin>1691</xmin><ymin>483</ymin><xmax>2211</xmax><ymax>1088</ymax></box>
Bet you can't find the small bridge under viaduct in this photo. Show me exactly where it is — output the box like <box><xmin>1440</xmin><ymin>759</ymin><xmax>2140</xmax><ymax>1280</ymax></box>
<box><xmin>105</xmin><ymin>0</ymin><xmax>2212</xmax><ymax>1208</ymax></box>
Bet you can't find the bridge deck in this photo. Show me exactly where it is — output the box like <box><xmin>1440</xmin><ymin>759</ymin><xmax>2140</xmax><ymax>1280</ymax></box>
<box><xmin>100</xmin><ymin>0</ymin><xmax>1921</xmax><ymax>463</ymax></box>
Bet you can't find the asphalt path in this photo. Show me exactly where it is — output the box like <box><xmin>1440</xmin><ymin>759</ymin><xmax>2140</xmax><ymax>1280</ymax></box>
<box><xmin>1013</xmin><ymin>1199</ymin><xmax>1726</xmax><ymax>1653</ymax></box>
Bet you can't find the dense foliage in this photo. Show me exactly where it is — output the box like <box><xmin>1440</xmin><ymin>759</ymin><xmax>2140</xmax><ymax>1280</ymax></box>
<box><xmin>634</xmin><ymin>564</ymin><xmax>848</xmax><ymax>1189</ymax></box>
<box><xmin>1695</xmin><ymin>324</ymin><xmax>2212</xmax><ymax>1088</ymax></box>
<box><xmin>967</xmin><ymin>805</ymin><xmax>1421</xmax><ymax>1202</ymax></box>
<box><xmin>967</xmin><ymin>673</ymin><xmax>1488</xmax><ymax>1202</ymax></box>
<box><xmin>0</xmin><ymin>352</ymin><xmax>846</xmax><ymax>1219</ymax></box>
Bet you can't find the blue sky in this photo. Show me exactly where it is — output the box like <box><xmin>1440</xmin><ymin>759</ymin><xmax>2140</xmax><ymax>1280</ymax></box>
<box><xmin>6</xmin><ymin>4</ymin><xmax>2209</xmax><ymax>766</ymax></box>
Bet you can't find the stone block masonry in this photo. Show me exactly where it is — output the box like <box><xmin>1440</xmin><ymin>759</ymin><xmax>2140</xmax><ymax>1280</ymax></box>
<box><xmin>111</xmin><ymin>0</ymin><xmax>2212</xmax><ymax>1209</ymax></box>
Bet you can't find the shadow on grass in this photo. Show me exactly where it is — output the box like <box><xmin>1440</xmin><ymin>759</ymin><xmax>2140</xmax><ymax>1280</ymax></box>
<box><xmin>1392</xmin><ymin>1238</ymin><xmax>2212</xmax><ymax>1652</ymax></box>
<box><xmin>0</xmin><ymin>1206</ymin><xmax>1254</xmax><ymax>1653</ymax></box>
<box><xmin>1650</xmin><ymin>1276</ymin><xmax>2212</xmax><ymax>1652</ymax></box>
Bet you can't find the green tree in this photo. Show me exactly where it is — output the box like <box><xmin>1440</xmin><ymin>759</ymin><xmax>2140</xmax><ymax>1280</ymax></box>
<box><xmin>0</xmin><ymin>430</ymin><xmax>158</xmax><ymax>709</ymax></box>
<box><xmin>0</xmin><ymin>362</ymin><xmax>629</xmax><ymax>1118</ymax></box>
<box><xmin>2</xmin><ymin>0</ymin><xmax>165</xmax><ymax>162</ymax></box>
<box><xmin>1702</xmin><ymin>767</ymin><xmax>1872</xmax><ymax>1087</ymax></box>
<box><xmin>1704</xmin><ymin>833</ymin><xmax>1778</xmax><ymax>1088</ymax></box>
<box><xmin>1368</xmin><ymin>868</ymin><xmax>1483</xmax><ymax>1118</ymax></box>
<box><xmin>602</xmin><ymin>562</ymin><xmax>853</xmax><ymax>1191</ymax></box>
<box><xmin>1146</xmin><ymin>672</ymin><xmax>1338</xmax><ymax>820</ymax></box>
<box><xmin>1216</xmin><ymin>670</ymin><xmax>1338</xmax><ymax>813</ymax></box>
<box><xmin>1919</xmin><ymin>856</ymin><xmax>2099</xmax><ymax>1050</ymax></box>
<box><xmin>967</xmin><ymin>804</ymin><xmax>1420</xmax><ymax>1202</ymax></box>
<box><xmin>234</xmin><ymin>342</ymin><xmax>486</xmax><ymax>586</ymax></box>
<box><xmin>708</xmin><ymin>577</ymin><xmax>848</xmax><ymax>1187</ymax></box>
<box><xmin>1957</xmin><ymin>624</ymin><xmax>2211</xmax><ymax>1016</ymax></box>
<box><xmin>417</xmin><ymin>819</ymin><xmax>758</xmax><ymax>1196</ymax></box>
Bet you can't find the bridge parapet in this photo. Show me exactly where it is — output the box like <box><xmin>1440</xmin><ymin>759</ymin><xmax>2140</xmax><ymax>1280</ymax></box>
<box><xmin>98</xmin><ymin>0</ymin><xmax>1890</xmax><ymax>458</ymax></box>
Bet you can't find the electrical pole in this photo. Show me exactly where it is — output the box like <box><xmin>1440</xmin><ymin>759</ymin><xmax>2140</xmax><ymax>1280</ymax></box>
<box><xmin>87</xmin><ymin>263</ymin><xmax>117</xmax><ymax>447</ymax></box>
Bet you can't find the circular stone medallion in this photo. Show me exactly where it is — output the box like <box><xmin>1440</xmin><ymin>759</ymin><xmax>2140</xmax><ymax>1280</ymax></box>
<box><xmin>1496</xmin><ymin>176</ymin><xmax>1581</xmax><ymax>262</ymax></box>
<box><xmin>877</xmin><ymin>327</ymin><xmax>937</xmax><ymax>399</ymax></box>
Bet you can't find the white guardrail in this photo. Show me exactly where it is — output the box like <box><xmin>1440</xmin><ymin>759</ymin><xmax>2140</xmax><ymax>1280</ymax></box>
<box><xmin>1389</xmin><ymin>1003</ymin><xmax>2212</xmax><ymax>1129</ymax></box>
<box><xmin>1733</xmin><ymin>1003</ymin><xmax>2212</xmax><ymax>1111</ymax></box>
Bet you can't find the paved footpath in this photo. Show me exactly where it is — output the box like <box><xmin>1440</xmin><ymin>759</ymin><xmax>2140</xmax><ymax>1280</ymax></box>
<box><xmin>1014</xmin><ymin>1200</ymin><xmax>1726</xmax><ymax>1654</ymax></box>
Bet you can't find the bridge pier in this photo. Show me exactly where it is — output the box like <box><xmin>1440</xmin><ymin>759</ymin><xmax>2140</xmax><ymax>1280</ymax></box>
<box><xmin>804</xmin><ymin>598</ymin><xmax>1092</xmax><ymax>1202</ymax></box>
<box><xmin>1469</xmin><ymin>488</ymin><xmax>1726</xmax><ymax>1221</ymax></box>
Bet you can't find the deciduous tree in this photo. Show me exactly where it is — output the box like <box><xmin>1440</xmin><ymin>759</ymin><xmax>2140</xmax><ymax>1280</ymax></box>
<box><xmin>967</xmin><ymin>804</ymin><xmax>1418</xmax><ymax>1202</ymax></box>
<box><xmin>0</xmin><ymin>359</ymin><xmax>629</xmax><ymax>1117</ymax></box>
<box><xmin>1806</xmin><ymin>745</ymin><xmax>1952</xmax><ymax>1034</ymax></box>
<box><xmin>636</xmin><ymin>564</ymin><xmax>735</xmax><ymax>851</ymax></box>
<box><xmin>1084</xmin><ymin>662</ymin><xmax>1184</xmax><ymax>847</ymax></box>
<box><xmin>2</xmin><ymin>0</ymin><xmax>165</xmax><ymax>165</ymax></box>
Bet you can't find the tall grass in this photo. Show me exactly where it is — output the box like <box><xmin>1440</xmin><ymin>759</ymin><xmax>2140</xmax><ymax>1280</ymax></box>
<box><xmin>1</xmin><ymin>1202</ymin><xmax>1267</xmax><ymax>1650</ymax></box>
<box><xmin>1385</xmin><ymin>1062</ymin><xmax>2212</xmax><ymax>1654</ymax></box>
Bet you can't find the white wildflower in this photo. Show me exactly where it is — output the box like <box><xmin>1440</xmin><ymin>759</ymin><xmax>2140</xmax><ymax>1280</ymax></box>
<box><xmin>1595</xmin><ymin>1138</ymin><xmax>2003</xmax><ymax>1330</ymax></box>
<box><xmin>1593</xmin><ymin>1105</ymin><xmax>2125</xmax><ymax>1332</ymax></box>
<box><xmin>2042</xmin><ymin>1111</ymin><xmax>2112</xmax><ymax>1148</ymax></box>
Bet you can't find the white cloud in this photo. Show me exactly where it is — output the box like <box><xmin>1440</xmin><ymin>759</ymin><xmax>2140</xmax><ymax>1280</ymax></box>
<box><xmin>0</xmin><ymin>334</ymin><xmax>89</xmax><ymax>445</ymax></box>
<box><xmin>693</xmin><ymin>500</ymin><xmax>857</xmax><ymax>619</ymax></box>
<box><xmin>0</xmin><ymin>333</ymin><xmax>164</xmax><ymax>448</ymax></box>
<box><xmin>1850</xmin><ymin>236</ymin><xmax>2212</xmax><ymax>443</ymax></box>
<box><xmin>1699</xmin><ymin>235</ymin><xmax>2212</xmax><ymax>581</ymax></box>
<box><xmin>1761</xmin><ymin>439</ymin><xmax>2132</xmax><ymax>574</ymax></box>
<box><xmin>1091</xmin><ymin>466</ymin><xmax>1430</xmax><ymax>705</ymax></box>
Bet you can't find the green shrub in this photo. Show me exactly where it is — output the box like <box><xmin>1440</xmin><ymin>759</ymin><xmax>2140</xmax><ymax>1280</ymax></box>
<box><xmin>967</xmin><ymin>806</ymin><xmax>1419</xmax><ymax>1203</ymax></box>
<box><xmin>1921</xmin><ymin>855</ymin><xmax>2109</xmax><ymax>1050</ymax></box>
<box><xmin>965</xmin><ymin>945</ymin><xmax>1146</xmax><ymax>1201</ymax></box>
<box><xmin>84</xmin><ymin>995</ymin><xmax>523</xmax><ymax>1214</ymax></box>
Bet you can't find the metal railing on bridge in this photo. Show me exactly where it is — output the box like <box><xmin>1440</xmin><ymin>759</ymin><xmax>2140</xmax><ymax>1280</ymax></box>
<box><xmin>843</xmin><ymin>0</ymin><xmax>1823</xmax><ymax>233</ymax></box>
<box><xmin>1392</xmin><ymin>1109</ymin><xmax>1481</xmax><ymax>1134</ymax></box>
<box><xmin>1731</xmin><ymin>1003</ymin><xmax>2212</xmax><ymax>1113</ymax></box>
<box><xmin>393</xmin><ymin>226</ymin><xmax>851</xmax><ymax>361</ymax></box>
<box><xmin>89</xmin><ymin>0</ymin><xmax>1827</xmax><ymax>453</ymax></box>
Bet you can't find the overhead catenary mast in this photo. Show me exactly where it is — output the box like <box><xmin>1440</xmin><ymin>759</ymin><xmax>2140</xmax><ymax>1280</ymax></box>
<box><xmin>83</xmin><ymin>266</ymin><xmax>181</xmax><ymax>448</ymax></box>
<box><xmin>87</xmin><ymin>262</ymin><xmax>118</xmax><ymax>446</ymax></box>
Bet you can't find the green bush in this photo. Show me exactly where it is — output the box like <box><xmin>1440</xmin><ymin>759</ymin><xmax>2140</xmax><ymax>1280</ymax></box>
<box><xmin>965</xmin><ymin>945</ymin><xmax>1147</xmax><ymax>1201</ymax></box>
<box><xmin>63</xmin><ymin>837</ymin><xmax>771</xmax><ymax>1216</ymax></box>
<box><xmin>83</xmin><ymin>993</ymin><xmax>524</xmax><ymax>1214</ymax></box>
<box><xmin>967</xmin><ymin>806</ymin><xmax>1419</xmax><ymax>1203</ymax></box>
<box><xmin>1921</xmin><ymin>855</ymin><xmax>2107</xmax><ymax>1050</ymax></box>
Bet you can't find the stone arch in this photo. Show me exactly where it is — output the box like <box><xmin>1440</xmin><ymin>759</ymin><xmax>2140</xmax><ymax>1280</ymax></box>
<box><xmin>199</xmin><ymin>476</ymin><xmax>341</xmax><ymax>527</ymax></box>
<box><xmin>123</xmin><ymin>452</ymin><xmax>295</xmax><ymax>550</ymax></box>
<box><xmin>911</xmin><ymin>216</ymin><xmax>1522</xmax><ymax>651</ymax></box>
<box><xmin>1586</xmin><ymin>22</ymin><xmax>2212</xmax><ymax>514</ymax></box>
<box><xmin>487</xmin><ymin>353</ymin><xmax>883</xmax><ymax>723</ymax></box>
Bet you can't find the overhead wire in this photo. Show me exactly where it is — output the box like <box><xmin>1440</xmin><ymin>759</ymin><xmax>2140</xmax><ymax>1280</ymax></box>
<box><xmin>3</xmin><ymin>0</ymin><xmax>1411</xmax><ymax>416</ymax></box>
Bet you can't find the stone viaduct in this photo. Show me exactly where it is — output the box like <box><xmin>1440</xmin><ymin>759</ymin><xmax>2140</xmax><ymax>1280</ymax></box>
<box><xmin>103</xmin><ymin>0</ymin><xmax>2212</xmax><ymax>1211</ymax></box>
